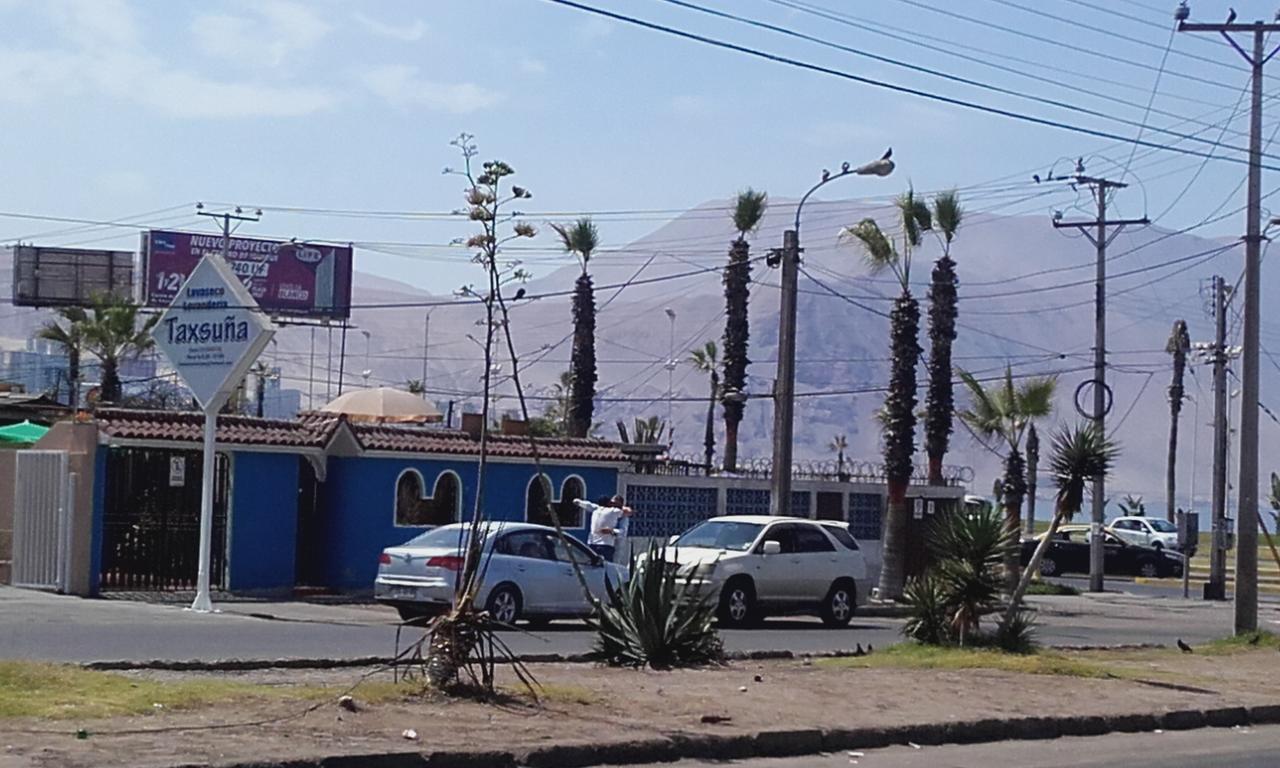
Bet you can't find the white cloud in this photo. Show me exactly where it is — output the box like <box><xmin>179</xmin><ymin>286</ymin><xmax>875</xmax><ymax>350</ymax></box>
<box><xmin>362</xmin><ymin>65</ymin><xmax>500</xmax><ymax>114</ymax></box>
<box><xmin>353</xmin><ymin>11</ymin><xmax>427</xmax><ymax>42</ymax></box>
<box><xmin>519</xmin><ymin>57</ymin><xmax>547</xmax><ymax>75</ymax></box>
<box><xmin>192</xmin><ymin>0</ymin><xmax>330</xmax><ymax>68</ymax></box>
<box><xmin>0</xmin><ymin>1</ymin><xmax>336</xmax><ymax>118</ymax></box>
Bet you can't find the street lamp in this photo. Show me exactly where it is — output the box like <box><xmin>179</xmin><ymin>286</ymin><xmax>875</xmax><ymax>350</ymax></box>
<box><xmin>664</xmin><ymin>307</ymin><xmax>677</xmax><ymax>438</ymax></box>
<box><xmin>361</xmin><ymin>330</ymin><xmax>372</xmax><ymax>388</ymax></box>
<box><xmin>769</xmin><ymin>149</ymin><xmax>895</xmax><ymax>517</ymax></box>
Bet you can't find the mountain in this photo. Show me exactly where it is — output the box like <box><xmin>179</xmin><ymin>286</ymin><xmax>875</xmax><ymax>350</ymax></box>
<box><xmin>0</xmin><ymin>200</ymin><xmax>1266</xmax><ymax>512</ymax></box>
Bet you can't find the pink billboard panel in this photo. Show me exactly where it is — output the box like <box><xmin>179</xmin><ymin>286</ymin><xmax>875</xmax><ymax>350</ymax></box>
<box><xmin>142</xmin><ymin>230</ymin><xmax>353</xmax><ymax>320</ymax></box>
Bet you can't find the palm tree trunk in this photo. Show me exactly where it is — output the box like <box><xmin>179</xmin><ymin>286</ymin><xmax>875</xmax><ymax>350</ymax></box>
<box><xmin>68</xmin><ymin>348</ymin><xmax>80</xmax><ymax>409</ymax></box>
<box><xmin>1166</xmin><ymin>399</ymin><xmax>1181</xmax><ymax>524</ymax></box>
<box><xmin>568</xmin><ymin>272</ymin><xmax>597</xmax><ymax>438</ymax></box>
<box><xmin>723</xmin><ymin>420</ymin><xmax>740</xmax><ymax>473</ymax></box>
<box><xmin>876</xmin><ymin>482</ymin><xmax>910</xmax><ymax>600</ymax></box>
<box><xmin>1005</xmin><ymin>504</ymin><xmax>1067</xmax><ymax>626</ymax></box>
<box><xmin>927</xmin><ymin>456</ymin><xmax>944</xmax><ymax>487</ymax></box>
<box><xmin>1002</xmin><ymin>449</ymin><xmax>1026</xmax><ymax>593</ymax></box>
<box><xmin>1025</xmin><ymin>425</ymin><xmax>1040</xmax><ymax>536</ymax></box>
<box><xmin>101</xmin><ymin>357</ymin><xmax>120</xmax><ymax>404</ymax></box>
<box><xmin>703</xmin><ymin>374</ymin><xmax>717</xmax><ymax>474</ymax></box>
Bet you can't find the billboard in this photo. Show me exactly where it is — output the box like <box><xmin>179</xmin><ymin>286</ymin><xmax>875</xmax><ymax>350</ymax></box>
<box><xmin>11</xmin><ymin>245</ymin><xmax>134</xmax><ymax>307</ymax></box>
<box><xmin>141</xmin><ymin>230</ymin><xmax>353</xmax><ymax>320</ymax></box>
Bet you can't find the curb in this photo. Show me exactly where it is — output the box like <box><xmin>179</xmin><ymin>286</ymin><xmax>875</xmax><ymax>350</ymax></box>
<box><xmin>180</xmin><ymin>703</ymin><xmax>1280</xmax><ymax>768</ymax></box>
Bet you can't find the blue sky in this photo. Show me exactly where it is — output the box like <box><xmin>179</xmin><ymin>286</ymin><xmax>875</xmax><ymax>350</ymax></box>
<box><xmin>0</xmin><ymin>0</ymin><xmax>1272</xmax><ymax>292</ymax></box>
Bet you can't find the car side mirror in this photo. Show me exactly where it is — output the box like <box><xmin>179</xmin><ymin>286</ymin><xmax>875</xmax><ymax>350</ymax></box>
<box><xmin>668</xmin><ymin>535</ymin><xmax>679</xmax><ymax>546</ymax></box>
<box><xmin>762</xmin><ymin>540</ymin><xmax>782</xmax><ymax>556</ymax></box>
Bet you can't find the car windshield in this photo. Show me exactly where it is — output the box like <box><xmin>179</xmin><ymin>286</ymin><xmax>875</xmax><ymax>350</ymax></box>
<box><xmin>1149</xmin><ymin>520</ymin><xmax>1177</xmax><ymax>533</ymax></box>
<box><xmin>402</xmin><ymin>526</ymin><xmax>470</xmax><ymax>550</ymax></box>
<box><xmin>676</xmin><ymin>521</ymin><xmax>765</xmax><ymax>551</ymax></box>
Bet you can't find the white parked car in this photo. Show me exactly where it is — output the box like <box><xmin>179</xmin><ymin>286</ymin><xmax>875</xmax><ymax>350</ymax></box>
<box><xmin>1108</xmin><ymin>516</ymin><xmax>1186</xmax><ymax>554</ymax></box>
<box><xmin>374</xmin><ymin>522</ymin><xmax>627</xmax><ymax>625</ymax></box>
<box><xmin>663</xmin><ymin>515</ymin><xmax>867</xmax><ymax>628</ymax></box>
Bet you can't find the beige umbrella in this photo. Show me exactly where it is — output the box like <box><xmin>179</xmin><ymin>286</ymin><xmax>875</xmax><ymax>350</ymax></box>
<box><xmin>319</xmin><ymin>387</ymin><xmax>443</xmax><ymax>424</ymax></box>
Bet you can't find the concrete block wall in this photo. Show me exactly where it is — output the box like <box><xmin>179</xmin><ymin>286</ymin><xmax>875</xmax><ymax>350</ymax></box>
<box><xmin>0</xmin><ymin>450</ymin><xmax>13</xmax><ymax>584</ymax></box>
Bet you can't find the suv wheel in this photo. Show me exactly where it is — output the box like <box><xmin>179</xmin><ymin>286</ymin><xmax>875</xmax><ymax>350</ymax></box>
<box><xmin>718</xmin><ymin>579</ymin><xmax>757</xmax><ymax>628</ymax></box>
<box><xmin>1039</xmin><ymin>556</ymin><xmax>1058</xmax><ymax>577</ymax></box>
<box><xmin>1138</xmin><ymin>560</ymin><xmax>1159</xmax><ymax>579</ymax></box>
<box><xmin>820</xmin><ymin>580</ymin><xmax>856</xmax><ymax>627</ymax></box>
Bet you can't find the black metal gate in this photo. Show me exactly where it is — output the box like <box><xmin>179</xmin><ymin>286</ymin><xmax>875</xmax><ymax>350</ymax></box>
<box><xmin>100</xmin><ymin>447</ymin><xmax>229</xmax><ymax>591</ymax></box>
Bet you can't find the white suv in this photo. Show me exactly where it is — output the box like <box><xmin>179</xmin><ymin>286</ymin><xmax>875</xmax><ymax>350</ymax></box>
<box><xmin>663</xmin><ymin>515</ymin><xmax>867</xmax><ymax>628</ymax></box>
<box><xmin>1108</xmin><ymin>516</ymin><xmax>1185</xmax><ymax>554</ymax></box>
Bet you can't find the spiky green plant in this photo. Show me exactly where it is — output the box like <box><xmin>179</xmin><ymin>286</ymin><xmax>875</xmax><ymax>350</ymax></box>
<box><xmin>591</xmin><ymin>540</ymin><xmax>724</xmax><ymax>669</ymax></box>
<box><xmin>722</xmin><ymin>188</ymin><xmax>765</xmax><ymax>472</ymax></box>
<box><xmin>902</xmin><ymin>573</ymin><xmax>950</xmax><ymax>645</ymax></box>
<box><xmin>925</xmin><ymin>190</ymin><xmax>962</xmax><ymax>485</ymax></box>
<box><xmin>928</xmin><ymin>501</ymin><xmax>1016</xmax><ymax>646</ymax></box>
<box><xmin>552</xmin><ymin>217</ymin><xmax>599</xmax><ymax>439</ymax></box>
<box><xmin>843</xmin><ymin>187</ymin><xmax>931</xmax><ymax>601</ymax></box>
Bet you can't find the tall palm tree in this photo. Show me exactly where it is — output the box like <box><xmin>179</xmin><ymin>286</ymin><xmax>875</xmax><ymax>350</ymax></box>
<box><xmin>925</xmin><ymin>190</ymin><xmax>963</xmax><ymax>485</ymax></box>
<box><xmin>1006</xmin><ymin>422</ymin><xmax>1118</xmax><ymax>623</ymax></box>
<box><xmin>690</xmin><ymin>341</ymin><xmax>720</xmax><ymax>474</ymax></box>
<box><xmin>1165</xmin><ymin>319</ymin><xmax>1190</xmax><ymax>523</ymax></box>
<box><xmin>37</xmin><ymin>306</ymin><xmax>88</xmax><ymax>408</ymax></box>
<box><xmin>958</xmin><ymin>367</ymin><xmax>1057</xmax><ymax>592</ymax></box>
<box><xmin>552</xmin><ymin>217</ymin><xmax>599</xmax><ymax>438</ymax></box>
<box><xmin>722</xmin><ymin>188</ymin><xmax>766</xmax><ymax>472</ymax></box>
<box><xmin>82</xmin><ymin>297</ymin><xmax>160</xmax><ymax>405</ymax></box>
<box><xmin>843</xmin><ymin>187</ymin><xmax>932</xmax><ymax>601</ymax></box>
<box><xmin>830</xmin><ymin>433</ymin><xmax>848</xmax><ymax>479</ymax></box>
<box><xmin>1024</xmin><ymin>423</ymin><xmax>1040</xmax><ymax>535</ymax></box>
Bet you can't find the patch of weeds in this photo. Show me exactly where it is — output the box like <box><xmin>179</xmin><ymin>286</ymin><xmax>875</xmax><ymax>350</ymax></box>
<box><xmin>817</xmin><ymin>643</ymin><xmax>1123</xmax><ymax>679</ymax></box>
<box><xmin>1024</xmin><ymin>581</ymin><xmax>1080</xmax><ymax>596</ymax></box>
<box><xmin>1200</xmin><ymin>631</ymin><xmax>1280</xmax><ymax>655</ymax></box>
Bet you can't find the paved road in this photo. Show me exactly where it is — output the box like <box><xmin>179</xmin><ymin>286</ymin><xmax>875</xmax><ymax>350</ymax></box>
<box><xmin>635</xmin><ymin>725</ymin><xmax>1280</xmax><ymax>767</ymax></box>
<box><xmin>3</xmin><ymin>585</ymin><xmax>1275</xmax><ymax>663</ymax></box>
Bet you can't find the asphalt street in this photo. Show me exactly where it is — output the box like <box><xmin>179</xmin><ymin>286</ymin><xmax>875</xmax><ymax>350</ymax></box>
<box><xmin>631</xmin><ymin>725</ymin><xmax>1280</xmax><ymax>767</ymax></box>
<box><xmin>2</xmin><ymin>583</ymin><xmax>1276</xmax><ymax>663</ymax></box>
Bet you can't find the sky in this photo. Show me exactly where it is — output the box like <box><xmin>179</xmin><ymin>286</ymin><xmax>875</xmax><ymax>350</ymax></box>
<box><xmin>0</xmin><ymin>0</ymin><xmax>1275</xmax><ymax>294</ymax></box>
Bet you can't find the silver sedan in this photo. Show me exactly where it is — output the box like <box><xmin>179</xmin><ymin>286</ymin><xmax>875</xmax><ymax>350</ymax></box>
<box><xmin>374</xmin><ymin>522</ymin><xmax>626</xmax><ymax>625</ymax></box>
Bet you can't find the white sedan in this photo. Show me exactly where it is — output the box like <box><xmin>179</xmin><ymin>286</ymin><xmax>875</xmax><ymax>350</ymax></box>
<box><xmin>374</xmin><ymin>522</ymin><xmax>626</xmax><ymax>625</ymax></box>
<box><xmin>664</xmin><ymin>515</ymin><xmax>867</xmax><ymax>628</ymax></box>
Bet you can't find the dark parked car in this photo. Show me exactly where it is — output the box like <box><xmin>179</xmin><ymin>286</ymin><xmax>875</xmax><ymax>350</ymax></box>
<box><xmin>1021</xmin><ymin>526</ymin><xmax>1183</xmax><ymax>579</ymax></box>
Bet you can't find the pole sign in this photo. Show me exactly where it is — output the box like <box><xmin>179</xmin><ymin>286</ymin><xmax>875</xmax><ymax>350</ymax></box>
<box><xmin>152</xmin><ymin>255</ymin><xmax>275</xmax><ymax>411</ymax></box>
<box><xmin>141</xmin><ymin>230</ymin><xmax>353</xmax><ymax>320</ymax></box>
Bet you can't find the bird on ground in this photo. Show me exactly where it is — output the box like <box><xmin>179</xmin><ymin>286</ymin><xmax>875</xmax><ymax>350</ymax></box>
<box><xmin>852</xmin><ymin>643</ymin><xmax>865</xmax><ymax>657</ymax></box>
<box><xmin>1177</xmin><ymin>638</ymin><xmax>1193</xmax><ymax>653</ymax></box>
<box><xmin>867</xmin><ymin>644</ymin><xmax>873</xmax><ymax>654</ymax></box>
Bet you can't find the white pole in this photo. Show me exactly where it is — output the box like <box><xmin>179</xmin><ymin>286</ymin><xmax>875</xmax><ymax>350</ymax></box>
<box><xmin>190</xmin><ymin>409</ymin><xmax>218</xmax><ymax>613</ymax></box>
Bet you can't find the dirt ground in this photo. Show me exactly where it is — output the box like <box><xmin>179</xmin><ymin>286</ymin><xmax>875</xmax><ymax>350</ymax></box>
<box><xmin>2</xmin><ymin>648</ymin><xmax>1279</xmax><ymax>768</ymax></box>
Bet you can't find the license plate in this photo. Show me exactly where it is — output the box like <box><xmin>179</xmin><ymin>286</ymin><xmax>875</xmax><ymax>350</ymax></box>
<box><xmin>389</xmin><ymin>586</ymin><xmax>416</xmax><ymax>600</ymax></box>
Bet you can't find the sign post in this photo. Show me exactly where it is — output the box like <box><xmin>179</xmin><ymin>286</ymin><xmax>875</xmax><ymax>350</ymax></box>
<box><xmin>153</xmin><ymin>256</ymin><xmax>274</xmax><ymax>613</ymax></box>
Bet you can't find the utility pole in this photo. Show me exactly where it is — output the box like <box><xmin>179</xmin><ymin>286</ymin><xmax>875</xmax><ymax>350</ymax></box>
<box><xmin>422</xmin><ymin>312</ymin><xmax>431</xmax><ymax>398</ymax></box>
<box><xmin>1178</xmin><ymin>8</ymin><xmax>1280</xmax><ymax>634</ymax></box>
<box><xmin>769</xmin><ymin>230</ymin><xmax>800</xmax><ymax>516</ymax></box>
<box><xmin>308</xmin><ymin>326</ymin><xmax>315</xmax><ymax>410</ymax></box>
<box><xmin>1051</xmin><ymin>165</ymin><xmax>1148</xmax><ymax>593</ymax></box>
<box><xmin>1207</xmin><ymin>275</ymin><xmax>1230</xmax><ymax>601</ymax></box>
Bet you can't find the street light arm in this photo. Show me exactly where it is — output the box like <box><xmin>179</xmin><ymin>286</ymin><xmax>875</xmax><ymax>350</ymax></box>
<box><xmin>793</xmin><ymin>154</ymin><xmax>896</xmax><ymax>236</ymax></box>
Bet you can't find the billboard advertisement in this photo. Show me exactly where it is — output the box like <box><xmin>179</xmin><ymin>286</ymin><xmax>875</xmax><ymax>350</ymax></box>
<box><xmin>141</xmin><ymin>230</ymin><xmax>353</xmax><ymax>320</ymax></box>
<box><xmin>11</xmin><ymin>245</ymin><xmax>134</xmax><ymax>307</ymax></box>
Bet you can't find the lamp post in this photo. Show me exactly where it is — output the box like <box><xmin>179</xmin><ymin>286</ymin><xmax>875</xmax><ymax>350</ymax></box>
<box><xmin>769</xmin><ymin>152</ymin><xmax>895</xmax><ymax>517</ymax></box>
<box><xmin>361</xmin><ymin>330</ymin><xmax>372</xmax><ymax>388</ymax></box>
<box><xmin>664</xmin><ymin>307</ymin><xmax>677</xmax><ymax>439</ymax></box>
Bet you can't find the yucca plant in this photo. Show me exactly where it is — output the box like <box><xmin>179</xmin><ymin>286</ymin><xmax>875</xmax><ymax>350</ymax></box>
<box><xmin>902</xmin><ymin>573</ymin><xmax>950</xmax><ymax>645</ymax></box>
<box><xmin>927</xmin><ymin>502</ymin><xmax>1016</xmax><ymax>646</ymax></box>
<box><xmin>591</xmin><ymin>540</ymin><xmax>724</xmax><ymax>669</ymax></box>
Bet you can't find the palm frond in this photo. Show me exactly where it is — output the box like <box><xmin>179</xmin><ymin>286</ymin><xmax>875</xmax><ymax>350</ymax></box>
<box><xmin>732</xmin><ymin>188</ymin><xmax>767</xmax><ymax>237</ymax></box>
<box><xmin>956</xmin><ymin>368</ymin><xmax>1003</xmax><ymax>438</ymax></box>
<box><xmin>842</xmin><ymin>218</ymin><xmax>898</xmax><ymax>276</ymax></box>
<box><xmin>932</xmin><ymin>190</ymin><xmax>963</xmax><ymax>245</ymax></box>
<box><xmin>550</xmin><ymin>217</ymin><xmax>599</xmax><ymax>268</ymax></box>
<box><xmin>896</xmin><ymin>188</ymin><xmax>933</xmax><ymax>248</ymax></box>
<box><xmin>689</xmin><ymin>341</ymin><xmax>718</xmax><ymax>372</ymax></box>
<box><xmin>1049</xmin><ymin>422</ymin><xmax>1119</xmax><ymax>518</ymax></box>
<box><xmin>1015</xmin><ymin>376</ymin><xmax>1058</xmax><ymax>420</ymax></box>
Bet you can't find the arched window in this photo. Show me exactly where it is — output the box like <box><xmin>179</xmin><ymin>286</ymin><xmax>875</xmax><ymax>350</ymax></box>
<box><xmin>395</xmin><ymin>469</ymin><xmax>462</xmax><ymax>527</ymax></box>
<box><xmin>525</xmin><ymin>474</ymin><xmax>554</xmax><ymax>526</ymax></box>
<box><xmin>557</xmin><ymin>476</ymin><xmax>586</xmax><ymax>528</ymax></box>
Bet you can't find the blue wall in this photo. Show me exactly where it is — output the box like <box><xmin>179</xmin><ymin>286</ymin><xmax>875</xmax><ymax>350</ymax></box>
<box><xmin>321</xmin><ymin>456</ymin><xmax>619</xmax><ymax>590</ymax></box>
<box><xmin>227</xmin><ymin>451</ymin><xmax>300</xmax><ymax>592</ymax></box>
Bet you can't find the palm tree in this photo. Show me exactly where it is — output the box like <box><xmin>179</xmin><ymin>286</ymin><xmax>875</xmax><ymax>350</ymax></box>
<box><xmin>925</xmin><ymin>190</ymin><xmax>963</xmax><ymax>485</ymax></box>
<box><xmin>37</xmin><ymin>306</ymin><xmax>88</xmax><ymax>408</ymax></box>
<box><xmin>690</xmin><ymin>341</ymin><xmax>720</xmax><ymax>474</ymax></box>
<box><xmin>1165</xmin><ymin>319</ymin><xmax>1190</xmax><ymax>523</ymax></box>
<box><xmin>722</xmin><ymin>188</ymin><xmax>766</xmax><ymax>472</ymax></box>
<box><xmin>830</xmin><ymin>433</ymin><xmax>848</xmax><ymax>480</ymax></box>
<box><xmin>958</xmin><ymin>366</ymin><xmax>1057</xmax><ymax>592</ymax></box>
<box><xmin>843</xmin><ymin>188</ymin><xmax>931</xmax><ymax>601</ymax></box>
<box><xmin>1006</xmin><ymin>422</ymin><xmax>1118</xmax><ymax>623</ymax></box>
<box><xmin>406</xmin><ymin>379</ymin><xmax>426</xmax><ymax>395</ymax></box>
<box><xmin>1118</xmin><ymin>494</ymin><xmax>1146</xmax><ymax>517</ymax></box>
<box><xmin>1024</xmin><ymin>423</ymin><xmax>1040</xmax><ymax>535</ymax></box>
<box><xmin>82</xmin><ymin>297</ymin><xmax>160</xmax><ymax>404</ymax></box>
<box><xmin>552</xmin><ymin>217</ymin><xmax>599</xmax><ymax>439</ymax></box>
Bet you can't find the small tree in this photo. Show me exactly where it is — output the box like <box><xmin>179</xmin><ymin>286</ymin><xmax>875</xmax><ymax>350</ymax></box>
<box><xmin>722</xmin><ymin>188</ymin><xmax>766</xmax><ymax>472</ymax></box>
<box><xmin>37</xmin><ymin>306</ymin><xmax>88</xmax><ymax>408</ymax></box>
<box><xmin>82</xmin><ymin>297</ymin><xmax>160</xmax><ymax>404</ymax></box>
<box><xmin>552</xmin><ymin>218</ymin><xmax>599</xmax><ymax>439</ymax></box>
<box><xmin>406</xmin><ymin>379</ymin><xmax>426</xmax><ymax>395</ymax></box>
<box><xmin>689</xmin><ymin>341</ymin><xmax>720</xmax><ymax>474</ymax></box>
<box><xmin>830</xmin><ymin>433</ymin><xmax>848</xmax><ymax>480</ymax></box>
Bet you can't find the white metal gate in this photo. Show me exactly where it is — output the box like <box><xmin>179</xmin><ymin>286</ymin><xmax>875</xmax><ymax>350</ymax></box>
<box><xmin>11</xmin><ymin>450</ymin><xmax>73</xmax><ymax>592</ymax></box>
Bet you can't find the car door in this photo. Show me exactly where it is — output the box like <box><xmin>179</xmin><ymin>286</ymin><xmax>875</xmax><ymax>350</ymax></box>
<box><xmin>546</xmin><ymin>532</ymin><xmax>602</xmax><ymax>613</ymax></box>
<box><xmin>494</xmin><ymin>531</ymin><xmax>562</xmax><ymax>613</ymax></box>
<box><xmin>788</xmin><ymin>523</ymin><xmax>841</xmax><ymax>603</ymax></box>
<box><xmin>1056</xmin><ymin>531</ymin><xmax>1090</xmax><ymax>574</ymax></box>
<box><xmin>1111</xmin><ymin>520</ymin><xmax>1144</xmax><ymax>546</ymax></box>
<box><xmin>1102</xmin><ymin>532</ymin><xmax>1128</xmax><ymax>574</ymax></box>
<box><xmin>752</xmin><ymin>523</ymin><xmax>797</xmax><ymax>607</ymax></box>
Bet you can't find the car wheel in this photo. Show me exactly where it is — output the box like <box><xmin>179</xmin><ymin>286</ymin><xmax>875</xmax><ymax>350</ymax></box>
<box><xmin>1152</xmin><ymin>541</ymin><xmax>1164</xmax><ymax>553</ymax></box>
<box><xmin>1039</xmin><ymin>556</ymin><xmax>1058</xmax><ymax>577</ymax></box>
<box><xmin>485</xmin><ymin>584</ymin><xmax>523</xmax><ymax>625</ymax></box>
<box><xmin>1138</xmin><ymin>560</ymin><xmax>1159</xmax><ymax>579</ymax></box>
<box><xmin>718</xmin><ymin>578</ymin><xmax>757</xmax><ymax>628</ymax></box>
<box><xmin>820</xmin><ymin>580</ymin><xmax>856</xmax><ymax>627</ymax></box>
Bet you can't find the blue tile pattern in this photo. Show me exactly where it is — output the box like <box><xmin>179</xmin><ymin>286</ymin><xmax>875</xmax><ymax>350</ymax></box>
<box><xmin>790</xmin><ymin>491</ymin><xmax>810</xmax><ymax>517</ymax></box>
<box><xmin>725</xmin><ymin>487</ymin><xmax>770</xmax><ymax>517</ymax></box>
<box><xmin>626</xmin><ymin>484</ymin><xmax>719</xmax><ymax>537</ymax></box>
<box><xmin>849</xmin><ymin>492</ymin><xmax>884</xmax><ymax>540</ymax></box>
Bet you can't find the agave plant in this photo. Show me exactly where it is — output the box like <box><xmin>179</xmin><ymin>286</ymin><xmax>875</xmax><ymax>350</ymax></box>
<box><xmin>902</xmin><ymin>573</ymin><xmax>950</xmax><ymax>645</ymax></box>
<box><xmin>928</xmin><ymin>502</ymin><xmax>1016</xmax><ymax>646</ymax></box>
<box><xmin>591</xmin><ymin>540</ymin><xmax>724</xmax><ymax>669</ymax></box>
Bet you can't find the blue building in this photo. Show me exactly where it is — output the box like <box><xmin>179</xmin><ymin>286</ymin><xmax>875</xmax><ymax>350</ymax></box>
<box><xmin>82</xmin><ymin>409</ymin><xmax>627</xmax><ymax>595</ymax></box>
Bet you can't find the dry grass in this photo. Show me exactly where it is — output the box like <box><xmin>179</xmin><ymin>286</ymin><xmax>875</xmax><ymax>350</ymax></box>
<box><xmin>818</xmin><ymin>643</ymin><xmax>1135</xmax><ymax>679</ymax></box>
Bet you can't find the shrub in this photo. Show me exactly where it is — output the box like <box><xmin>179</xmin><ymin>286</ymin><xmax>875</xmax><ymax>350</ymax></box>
<box><xmin>902</xmin><ymin>573</ymin><xmax>950</xmax><ymax>645</ymax></box>
<box><xmin>590</xmin><ymin>540</ymin><xmax>724</xmax><ymax>669</ymax></box>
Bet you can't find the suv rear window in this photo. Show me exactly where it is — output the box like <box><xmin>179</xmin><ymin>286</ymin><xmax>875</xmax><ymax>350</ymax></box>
<box><xmin>821</xmin><ymin>523</ymin><xmax>860</xmax><ymax>551</ymax></box>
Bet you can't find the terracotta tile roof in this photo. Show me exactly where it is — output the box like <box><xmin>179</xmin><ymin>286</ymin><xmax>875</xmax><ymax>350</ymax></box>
<box><xmin>94</xmin><ymin>408</ymin><xmax>331</xmax><ymax>448</ymax></box>
<box><xmin>350</xmin><ymin>423</ymin><xmax>627</xmax><ymax>463</ymax></box>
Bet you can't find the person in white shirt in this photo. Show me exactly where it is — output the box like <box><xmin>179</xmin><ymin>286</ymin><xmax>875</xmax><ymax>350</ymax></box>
<box><xmin>576</xmin><ymin>495</ymin><xmax>633</xmax><ymax>561</ymax></box>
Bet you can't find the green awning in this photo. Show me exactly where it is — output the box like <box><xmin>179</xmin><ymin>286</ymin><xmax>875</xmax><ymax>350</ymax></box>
<box><xmin>0</xmin><ymin>420</ymin><xmax>49</xmax><ymax>445</ymax></box>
